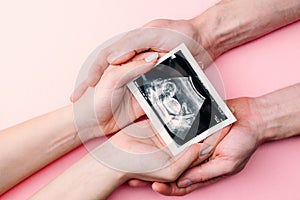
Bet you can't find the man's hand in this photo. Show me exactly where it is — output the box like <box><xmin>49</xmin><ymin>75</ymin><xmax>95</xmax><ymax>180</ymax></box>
<box><xmin>149</xmin><ymin>97</ymin><xmax>264</xmax><ymax>196</ymax></box>
<box><xmin>71</xmin><ymin>19</ymin><xmax>213</xmax><ymax>102</ymax></box>
<box><xmin>127</xmin><ymin>120</ymin><xmax>232</xmax><ymax>188</ymax></box>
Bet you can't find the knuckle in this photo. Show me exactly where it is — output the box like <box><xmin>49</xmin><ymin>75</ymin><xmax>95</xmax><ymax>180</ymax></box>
<box><xmin>225</xmin><ymin>160</ymin><xmax>241</xmax><ymax>174</ymax></box>
<box><xmin>195</xmin><ymin>169</ymin><xmax>207</xmax><ymax>182</ymax></box>
<box><xmin>226</xmin><ymin>163</ymin><xmax>236</xmax><ymax>173</ymax></box>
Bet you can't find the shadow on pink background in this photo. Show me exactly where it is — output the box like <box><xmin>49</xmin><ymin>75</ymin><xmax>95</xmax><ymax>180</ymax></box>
<box><xmin>0</xmin><ymin>0</ymin><xmax>299</xmax><ymax>199</ymax></box>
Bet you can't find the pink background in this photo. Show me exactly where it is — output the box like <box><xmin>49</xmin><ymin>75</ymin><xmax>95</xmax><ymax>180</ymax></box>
<box><xmin>0</xmin><ymin>0</ymin><xmax>300</xmax><ymax>199</ymax></box>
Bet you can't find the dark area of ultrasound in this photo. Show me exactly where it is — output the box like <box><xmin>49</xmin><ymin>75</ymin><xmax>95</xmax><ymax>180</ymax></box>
<box><xmin>135</xmin><ymin>50</ymin><xmax>227</xmax><ymax>146</ymax></box>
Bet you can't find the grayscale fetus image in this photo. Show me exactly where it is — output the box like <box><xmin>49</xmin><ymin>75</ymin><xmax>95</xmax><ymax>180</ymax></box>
<box><xmin>144</xmin><ymin>76</ymin><xmax>205</xmax><ymax>140</ymax></box>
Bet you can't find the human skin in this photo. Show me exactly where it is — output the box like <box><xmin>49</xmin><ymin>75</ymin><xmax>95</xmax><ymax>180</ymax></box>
<box><xmin>29</xmin><ymin>120</ymin><xmax>208</xmax><ymax>200</ymax></box>
<box><xmin>2</xmin><ymin>0</ymin><xmax>300</xmax><ymax>196</ymax></box>
<box><xmin>0</xmin><ymin>52</ymin><xmax>217</xmax><ymax>196</ymax></box>
<box><xmin>148</xmin><ymin>83</ymin><xmax>300</xmax><ymax>196</ymax></box>
<box><xmin>28</xmin><ymin>83</ymin><xmax>300</xmax><ymax>199</ymax></box>
<box><xmin>0</xmin><ymin>53</ymin><xmax>159</xmax><ymax>195</ymax></box>
<box><xmin>71</xmin><ymin>0</ymin><xmax>300</xmax><ymax>102</ymax></box>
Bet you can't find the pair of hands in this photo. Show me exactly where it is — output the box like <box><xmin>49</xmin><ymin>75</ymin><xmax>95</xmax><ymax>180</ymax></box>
<box><xmin>130</xmin><ymin>98</ymin><xmax>263</xmax><ymax>196</ymax></box>
<box><xmin>72</xmin><ymin>19</ymin><xmax>263</xmax><ymax>196</ymax></box>
<box><xmin>74</xmin><ymin>50</ymin><xmax>215</xmax><ymax>191</ymax></box>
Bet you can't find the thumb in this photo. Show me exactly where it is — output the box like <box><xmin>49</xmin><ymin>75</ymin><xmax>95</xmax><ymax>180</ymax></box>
<box><xmin>127</xmin><ymin>179</ymin><xmax>152</xmax><ymax>187</ymax></box>
<box><xmin>177</xmin><ymin>158</ymin><xmax>232</xmax><ymax>188</ymax></box>
<box><xmin>188</xmin><ymin>125</ymin><xmax>232</xmax><ymax>168</ymax></box>
<box><xmin>116</xmin><ymin>52</ymin><xmax>158</xmax><ymax>87</ymax></box>
<box><xmin>157</xmin><ymin>143</ymin><xmax>206</xmax><ymax>182</ymax></box>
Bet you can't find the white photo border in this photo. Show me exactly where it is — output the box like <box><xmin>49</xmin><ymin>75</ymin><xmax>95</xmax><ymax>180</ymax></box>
<box><xmin>127</xmin><ymin>43</ymin><xmax>236</xmax><ymax>155</ymax></box>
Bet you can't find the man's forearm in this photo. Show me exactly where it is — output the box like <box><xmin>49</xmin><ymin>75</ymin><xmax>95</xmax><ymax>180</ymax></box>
<box><xmin>190</xmin><ymin>0</ymin><xmax>300</xmax><ymax>59</ymax></box>
<box><xmin>0</xmin><ymin>105</ymin><xmax>81</xmax><ymax>194</ymax></box>
<box><xmin>255</xmin><ymin>83</ymin><xmax>300</xmax><ymax>143</ymax></box>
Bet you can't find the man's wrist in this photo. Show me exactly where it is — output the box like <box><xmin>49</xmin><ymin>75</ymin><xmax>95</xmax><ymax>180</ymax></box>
<box><xmin>251</xmin><ymin>97</ymin><xmax>275</xmax><ymax>144</ymax></box>
<box><xmin>253</xmin><ymin>84</ymin><xmax>300</xmax><ymax>143</ymax></box>
<box><xmin>253</xmin><ymin>94</ymin><xmax>293</xmax><ymax>144</ymax></box>
<box><xmin>190</xmin><ymin>0</ymin><xmax>300</xmax><ymax>62</ymax></box>
<box><xmin>189</xmin><ymin>1</ymin><xmax>248</xmax><ymax>60</ymax></box>
<box><xmin>188</xmin><ymin>14</ymin><xmax>218</xmax><ymax>61</ymax></box>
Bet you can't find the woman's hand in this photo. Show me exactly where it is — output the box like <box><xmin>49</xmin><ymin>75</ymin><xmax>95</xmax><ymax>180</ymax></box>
<box><xmin>30</xmin><ymin>84</ymin><xmax>300</xmax><ymax>199</ymax></box>
<box><xmin>95</xmin><ymin>119</ymin><xmax>212</xmax><ymax>183</ymax></box>
<box><xmin>73</xmin><ymin>52</ymin><xmax>158</xmax><ymax>141</ymax></box>
<box><xmin>31</xmin><ymin>119</ymin><xmax>211</xmax><ymax>200</ymax></box>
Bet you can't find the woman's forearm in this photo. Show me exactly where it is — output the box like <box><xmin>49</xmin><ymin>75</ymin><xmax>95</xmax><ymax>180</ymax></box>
<box><xmin>30</xmin><ymin>154</ymin><xmax>126</xmax><ymax>200</ymax></box>
<box><xmin>0</xmin><ymin>105</ymin><xmax>81</xmax><ymax>194</ymax></box>
<box><xmin>190</xmin><ymin>0</ymin><xmax>300</xmax><ymax>59</ymax></box>
<box><xmin>255</xmin><ymin>83</ymin><xmax>300</xmax><ymax>143</ymax></box>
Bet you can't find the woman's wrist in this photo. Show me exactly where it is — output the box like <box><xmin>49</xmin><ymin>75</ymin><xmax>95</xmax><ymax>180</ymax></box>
<box><xmin>31</xmin><ymin>153</ymin><xmax>127</xmax><ymax>200</ymax></box>
<box><xmin>84</xmin><ymin>155</ymin><xmax>128</xmax><ymax>198</ymax></box>
<box><xmin>72</xmin><ymin>87</ymin><xmax>104</xmax><ymax>142</ymax></box>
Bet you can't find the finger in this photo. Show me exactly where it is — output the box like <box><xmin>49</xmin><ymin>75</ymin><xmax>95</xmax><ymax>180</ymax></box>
<box><xmin>106</xmin><ymin>27</ymin><xmax>194</xmax><ymax>65</ymax></box>
<box><xmin>112</xmin><ymin>52</ymin><xmax>159</xmax><ymax>87</ymax></box>
<box><xmin>106</xmin><ymin>29</ymin><xmax>160</xmax><ymax>64</ymax></box>
<box><xmin>82</xmin><ymin>29</ymin><xmax>154</xmax><ymax>100</ymax></box>
<box><xmin>162</xmin><ymin>143</ymin><xmax>205</xmax><ymax>181</ymax></box>
<box><xmin>131</xmin><ymin>52</ymin><xmax>166</xmax><ymax>61</ymax></box>
<box><xmin>152</xmin><ymin>181</ymin><xmax>200</xmax><ymax>196</ymax></box>
<box><xmin>87</xmin><ymin>49</ymin><xmax>111</xmax><ymax>87</ymax></box>
<box><xmin>128</xmin><ymin>179</ymin><xmax>152</xmax><ymax>187</ymax></box>
<box><xmin>71</xmin><ymin>47</ymin><xmax>111</xmax><ymax>102</ymax></box>
<box><xmin>130</xmin><ymin>92</ymin><xmax>146</xmax><ymax>120</ymax></box>
<box><xmin>141</xmin><ymin>144</ymin><xmax>203</xmax><ymax>183</ymax></box>
<box><xmin>131</xmin><ymin>52</ymin><xmax>156</xmax><ymax>61</ymax></box>
<box><xmin>70</xmin><ymin>80</ymin><xmax>89</xmax><ymax>102</ymax></box>
<box><xmin>71</xmin><ymin>37</ymin><xmax>158</xmax><ymax>102</ymax></box>
<box><xmin>149</xmin><ymin>47</ymin><xmax>169</xmax><ymax>53</ymax></box>
<box><xmin>177</xmin><ymin>158</ymin><xmax>233</xmax><ymax>188</ymax></box>
<box><xmin>73</xmin><ymin>25</ymin><xmax>206</xmax><ymax>102</ymax></box>
<box><xmin>201</xmin><ymin>125</ymin><xmax>232</xmax><ymax>148</ymax></box>
<box><xmin>112</xmin><ymin>48</ymin><xmax>165</xmax><ymax>64</ymax></box>
<box><xmin>189</xmin><ymin>125</ymin><xmax>232</xmax><ymax>168</ymax></box>
<box><xmin>153</xmin><ymin>176</ymin><xmax>223</xmax><ymax>196</ymax></box>
<box><xmin>189</xmin><ymin>148</ymin><xmax>213</xmax><ymax>168</ymax></box>
<box><xmin>109</xmin><ymin>50</ymin><xmax>137</xmax><ymax>65</ymax></box>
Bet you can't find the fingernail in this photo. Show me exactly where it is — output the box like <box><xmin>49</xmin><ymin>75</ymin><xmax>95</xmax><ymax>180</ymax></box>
<box><xmin>178</xmin><ymin>179</ymin><xmax>192</xmax><ymax>188</ymax></box>
<box><xmin>200</xmin><ymin>146</ymin><xmax>213</xmax><ymax>156</ymax></box>
<box><xmin>70</xmin><ymin>93</ymin><xmax>74</xmax><ymax>102</ymax></box>
<box><xmin>229</xmin><ymin>106</ymin><xmax>235</xmax><ymax>114</ymax></box>
<box><xmin>198</xmin><ymin>61</ymin><xmax>204</xmax><ymax>69</ymax></box>
<box><xmin>145</xmin><ymin>52</ymin><xmax>158</xmax><ymax>62</ymax></box>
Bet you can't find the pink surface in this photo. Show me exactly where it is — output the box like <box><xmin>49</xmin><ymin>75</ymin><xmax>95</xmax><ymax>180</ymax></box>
<box><xmin>0</xmin><ymin>0</ymin><xmax>300</xmax><ymax>199</ymax></box>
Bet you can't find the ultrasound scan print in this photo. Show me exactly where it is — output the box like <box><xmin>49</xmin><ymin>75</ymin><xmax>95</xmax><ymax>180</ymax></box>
<box><xmin>143</xmin><ymin>76</ymin><xmax>205</xmax><ymax>140</ymax></box>
<box><xmin>134</xmin><ymin>50</ymin><xmax>228</xmax><ymax>146</ymax></box>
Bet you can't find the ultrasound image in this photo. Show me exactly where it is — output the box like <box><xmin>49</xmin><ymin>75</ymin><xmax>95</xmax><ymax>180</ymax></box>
<box><xmin>134</xmin><ymin>50</ymin><xmax>227</xmax><ymax>145</ymax></box>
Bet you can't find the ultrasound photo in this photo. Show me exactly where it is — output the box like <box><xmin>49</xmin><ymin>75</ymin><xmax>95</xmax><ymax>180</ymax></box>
<box><xmin>133</xmin><ymin>50</ymin><xmax>228</xmax><ymax>146</ymax></box>
<box><xmin>143</xmin><ymin>76</ymin><xmax>205</xmax><ymax>141</ymax></box>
